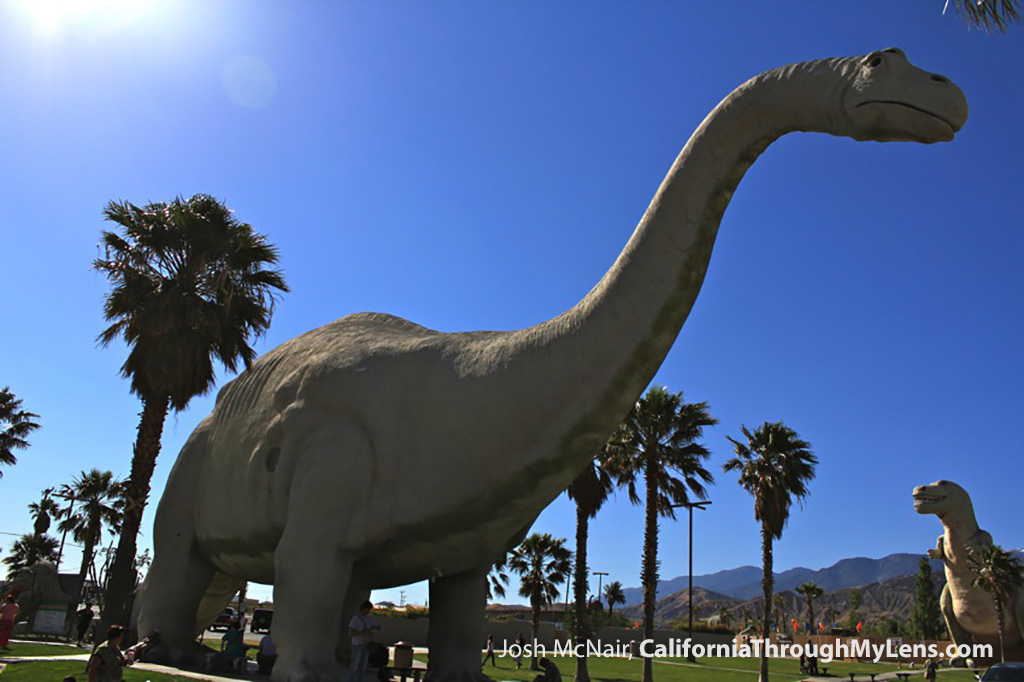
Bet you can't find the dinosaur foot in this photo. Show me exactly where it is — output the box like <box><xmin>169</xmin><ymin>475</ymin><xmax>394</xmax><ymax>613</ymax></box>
<box><xmin>271</xmin><ymin>652</ymin><xmax>348</xmax><ymax>682</ymax></box>
<box><xmin>947</xmin><ymin>656</ymin><xmax>974</xmax><ymax>669</ymax></box>
<box><xmin>142</xmin><ymin>637</ymin><xmax>211</xmax><ymax>668</ymax></box>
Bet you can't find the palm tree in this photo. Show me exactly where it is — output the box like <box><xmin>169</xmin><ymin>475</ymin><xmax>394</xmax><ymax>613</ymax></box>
<box><xmin>566</xmin><ymin>456</ymin><xmax>614</xmax><ymax>682</ymax></box>
<box><xmin>508</xmin><ymin>533</ymin><xmax>572</xmax><ymax>670</ymax></box>
<box><xmin>604</xmin><ymin>581</ymin><xmax>625</xmax><ymax>616</ymax></box>
<box><xmin>774</xmin><ymin>593</ymin><xmax>787</xmax><ymax>634</ymax></box>
<box><xmin>796</xmin><ymin>582</ymin><xmax>824</xmax><ymax>636</ymax></box>
<box><xmin>0</xmin><ymin>387</ymin><xmax>40</xmax><ymax>478</ymax></box>
<box><xmin>966</xmin><ymin>544</ymin><xmax>1024</xmax><ymax>663</ymax></box>
<box><xmin>725</xmin><ymin>421</ymin><xmax>816</xmax><ymax>682</ymax></box>
<box><xmin>57</xmin><ymin>469</ymin><xmax>123</xmax><ymax>601</ymax></box>
<box><xmin>486</xmin><ymin>553</ymin><xmax>510</xmax><ymax>602</ymax></box>
<box><xmin>604</xmin><ymin>386</ymin><xmax>716</xmax><ymax>682</ymax></box>
<box><xmin>93</xmin><ymin>194</ymin><xmax>289</xmax><ymax>626</ymax></box>
<box><xmin>28</xmin><ymin>490</ymin><xmax>59</xmax><ymax>537</ymax></box>
<box><xmin>4</xmin><ymin>534</ymin><xmax>59</xmax><ymax>577</ymax></box>
<box><xmin>716</xmin><ymin>605</ymin><xmax>733</xmax><ymax>630</ymax></box>
<box><xmin>943</xmin><ymin>0</ymin><xmax>1021</xmax><ymax>31</ymax></box>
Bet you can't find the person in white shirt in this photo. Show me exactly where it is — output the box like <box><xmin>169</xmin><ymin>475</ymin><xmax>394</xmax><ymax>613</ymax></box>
<box><xmin>347</xmin><ymin>601</ymin><xmax>380</xmax><ymax>682</ymax></box>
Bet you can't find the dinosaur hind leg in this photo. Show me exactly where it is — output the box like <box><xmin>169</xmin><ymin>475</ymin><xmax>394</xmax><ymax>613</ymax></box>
<box><xmin>941</xmin><ymin>582</ymin><xmax>975</xmax><ymax>667</ymax></box>
<box><xmin>196</xmin><ymin>572</ymin><xmax>246</xmax><ymax>635</ymax></box>
<box><xmin>136</xmin><ymin>423</ymin><xmax>221</xmax><ymax>666</ymax></box>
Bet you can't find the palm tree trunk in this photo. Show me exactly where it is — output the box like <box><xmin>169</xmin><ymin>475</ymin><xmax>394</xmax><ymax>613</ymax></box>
<box><xmin>531</xmin><ymin>600</ymin><xmax>541</xmax><ymax>671</ymax></box>
<box><xmin>996</xmin><ymin>599</ymin><xmax>1006</xmax><ymax>663</ymax></box>
<box><xmin>641</xmin><ymin>454</ymin><xmax>658</xmax><ymax>682</ymax></box>
<box><xmin>806</xmin><ymin>597</ymin><xmax>815</xmax><ymax>637</ymax></box>
<box><xmin>574</xmin><ymin>504</ymin><xmax>591</xmax><ymax>682</ymax></box>
<box><xmin>77</xmin><ymin>519</ymin><xmax>99</xmax><ymax>601</ymax></box>
<box><xmin>101</xmin><ymin>393</ymin><xmax>169</xmax><ymax>634</ymax></box>
<box><xmin>759</xmin><ymin>524</ymin><xmax>772</xmax><ymax>682</ymax></box>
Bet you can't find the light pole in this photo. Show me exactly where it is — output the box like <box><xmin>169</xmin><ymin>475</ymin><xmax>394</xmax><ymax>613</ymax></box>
<box><xmin>593</xmin><ymin>571</ymin><xmax>609</xmax><ymax>611</ymax></box>
<box><xmin>671</xmin><ymin>500</ymin><xmax>711</xmax><ymax>662</ymax></box>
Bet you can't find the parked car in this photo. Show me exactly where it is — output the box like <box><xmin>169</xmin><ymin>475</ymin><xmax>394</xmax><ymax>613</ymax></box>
<box><xmin>252</xmin><ymin>608</ymin><xmax>273</xmax><ymax>634</ymax></box>
<box><xmin>210</xmin><ymin>606</ymin><xmax>235</xmax><ymax>632</ymax></box>
<box><xmin>978</xmin><ymin>662</ymin><xmax>1024</xmax><ymax>681</ymax></box>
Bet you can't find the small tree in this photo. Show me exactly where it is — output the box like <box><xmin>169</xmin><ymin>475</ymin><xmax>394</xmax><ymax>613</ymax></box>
<box><xmin>566</xmin><ymin>455</ymin><xmax>614</xmax><ymax>682</ymax></box>
<box><xmin>603</xmin><ymin>386</ymin><xmax>716</xmax><ymax>682</ymax></box>
<box><xmin>0</xmin><ymin>387</ymin><xmax>40</xmax><ymax>478</ymax></box>
<box><xmin>724</xmin><ymin>421</ymin><xmax>816</xmax><ymax>682</ymax></box>
<box><xmin>796</xmin><ymin>582</ymin><xmax>824</xmax><ymax>634</ymax></box>
<box><xmin>909</xmin><ymin>555</ymin><xmax>944</xmax><ymax>640</ymax></box>
<box><xmin>28</xmin><ymin>490</ymin><xmax>59</xmax><ymax>538</ymax></box>
<box><xmin>4</xmin><ymin>534</ymin><xmax>59</xmax><ymax>577</ymax></box>
<box><xmin>966</xmin><ymin>544</ymin><xmax>1024</xmax><ymax>663</ymax></box>
<box><xmin>508</xmin><ymin>533</ymin><xmax>572</xmax><ymax>670</ymax></box>
<box><xmin>486</xmin><ymin>553</ymin><xmax>510</xmax><ymax>602</ymax></box>
<box><xmin>846</xmin><ymin>589</ymin><xmax>863</xmax><ymax>631</ymax></box>
<box><xmin>604</xmin><ymin>581</ymin><xmax>625</xmax><ymax>616</ymax></box>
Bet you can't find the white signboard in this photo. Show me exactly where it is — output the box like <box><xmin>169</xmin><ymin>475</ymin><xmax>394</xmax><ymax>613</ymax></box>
<box><xmin>33</xmin><ymin>603</ymin><xmax>67</xmax><ymax>635</ymax></box>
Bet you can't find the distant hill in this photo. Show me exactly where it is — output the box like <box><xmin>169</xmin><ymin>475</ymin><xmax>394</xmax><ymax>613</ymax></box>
<box><xmin>620</xmin><ymin>572</ymin><xmax>941</xmax><ymax>626</ymax></box>
<box><xmin>619</xmin><ymin>550</ymin><xmax>1024</xmax><ymax>627</ymax></box>
<box><xmin>620</xmin><ymin>553</ymin><xmax>938</xmax><ymax>605</ymax></box>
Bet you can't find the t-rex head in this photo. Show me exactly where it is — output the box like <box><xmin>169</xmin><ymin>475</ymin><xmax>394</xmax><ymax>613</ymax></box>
<box><xmin>841</xmin><ymin>48</ymin><xmax>968</xmax><ymax>144</ymax></box>
<box><xmin>913</xmin><ymin>479</ymin><xmax>970</xmax><ymax>516</ymax></box>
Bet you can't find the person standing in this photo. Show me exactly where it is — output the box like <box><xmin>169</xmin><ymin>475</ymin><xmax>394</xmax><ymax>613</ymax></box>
<box><xmin>924</xmin><ymin>658</ymin><xmax>938</xmax><ymax>682</ymax></box>
<box><xmin>257</xmin><ymin>630</ymin><xmax>277</xmax><ymax>675</ymax></box>
<box><xmin>347</xmin><ymin>601</ymin><xmax>381</xmax><ymax>682</ymax></box>
<box><xmin>87</xmin><ymin>625</ymin><xmax>126</xmax><ymax>682</ymax></box>
<box><xmin>0</xmin><ymin>596</ymin><xmax>19</xmax><ymax>649</ymax></box>
<box><xmin>514</xmin><ymin>633</ymin><xmax>526</xmax><ymax>669</ymax></box>
<box><xmin>76</xmin><ymin>603</ymin><xmax>95</xmax><ymax>646</ymax></box>
<box><xmin>221</xmin><ymin>621</ymin><xmax>246</xmax><ymax>673</ymax></box>
<box><xmin>482</xmin><ymin>634</ymin><xmax>497</xmax><ymax>667</ymax></box>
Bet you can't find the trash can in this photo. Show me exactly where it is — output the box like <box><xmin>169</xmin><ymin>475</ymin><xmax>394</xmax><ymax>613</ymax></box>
<box><xmin>393</xmin><ymin>641</ymin><xmax>414</xmax><ymax>669</ymax></box>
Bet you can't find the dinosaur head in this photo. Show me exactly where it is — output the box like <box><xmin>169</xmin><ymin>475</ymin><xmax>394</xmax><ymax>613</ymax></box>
<box><xmin>841</xmin><ymin>48</ymin><xmax>968</xmax><ymax>144</ymax></box>
<box><xmin>913</xmin><ymin>479</ymin><xmax>969</xmax><ymax>516</ymax></box>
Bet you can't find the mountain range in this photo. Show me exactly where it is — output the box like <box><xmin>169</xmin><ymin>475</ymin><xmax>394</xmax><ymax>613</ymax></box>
<box><xmin>619</xmin><ymin>553</ymin><xmax>938</xmax><ymax>605</ymax></box>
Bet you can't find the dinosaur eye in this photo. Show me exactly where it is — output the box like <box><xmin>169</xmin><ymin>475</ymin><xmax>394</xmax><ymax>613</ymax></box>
<box><xmin>867</xmin><ymin>55</ymin><xmax>883</xmax><ymax>68</ymax></box>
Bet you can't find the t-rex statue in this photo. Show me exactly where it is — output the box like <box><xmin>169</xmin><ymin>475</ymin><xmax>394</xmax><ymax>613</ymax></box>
<box><xmin>138</xmin><ymin>50</ymin><xmax>967</xmax><ymax>682</ymax></box>
<box><xmin>914</xmin><ymin>480</ymin><xmax>1024</xmax><ymax>665</ymax></box>
<box><xmin>11</xmin><ymin>561</ymin><xmax>75</xmax><ymax>632</ymax></box>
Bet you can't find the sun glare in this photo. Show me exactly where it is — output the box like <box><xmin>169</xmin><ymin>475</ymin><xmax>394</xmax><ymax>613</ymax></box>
<box><xmin>12</xmin><ymin>0</ymin><xmax>158</xmax><ymax>35</ymax></box>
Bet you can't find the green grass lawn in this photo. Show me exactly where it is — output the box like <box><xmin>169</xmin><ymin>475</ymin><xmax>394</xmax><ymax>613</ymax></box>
<box><xmin>0</xmin><ymin>660</ymin><xmax>196</xmax><ymax>682</ymax></box>
<box><xmin>467</xmin><ymin>653</ymin><xmax>905</xmax><ymax>681</ymax></box>
<box><xmin>0</xmin><ymin>641</ymin><xmax>86</xmax><ymax>658</ymax></box>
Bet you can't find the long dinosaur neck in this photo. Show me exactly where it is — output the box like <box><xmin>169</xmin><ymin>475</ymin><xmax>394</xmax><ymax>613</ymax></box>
<box><xmin>505</xmin><ymin>58</ymin><xmax>857</xmax><ymax>458</ymax></box>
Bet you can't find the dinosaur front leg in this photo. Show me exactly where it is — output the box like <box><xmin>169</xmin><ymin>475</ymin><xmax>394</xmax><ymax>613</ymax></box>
<box><xmin>427</xmin><ymin>566</ymin><xmax>490</xmax><ymax>682</ymax></box>
<box><xmin>272</xmin><ymin>528</ymin><xmax>355</xmax><ymax>682</ymax></box>
<box><xmin>942</xmin><ymin>583</ymin><xmax>976</xmax><ymax>668</ymax></box>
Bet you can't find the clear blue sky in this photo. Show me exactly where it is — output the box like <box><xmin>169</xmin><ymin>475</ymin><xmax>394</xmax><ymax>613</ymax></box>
<box><xmin>1</xmin><ymin>1</ymin><xmax>1021</xmax><ymax>609</ymax></box>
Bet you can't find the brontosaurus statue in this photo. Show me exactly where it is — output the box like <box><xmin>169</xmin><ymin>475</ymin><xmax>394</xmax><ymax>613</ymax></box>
<box><xmin>139</xmin><ymin>49</ymin><xmax>967</xmax><ymax>682</ymax></box>
<box><xmin>914</xmin><ymin>480</ymin><xmax>1024</xmax><ymax>665</ymax></box>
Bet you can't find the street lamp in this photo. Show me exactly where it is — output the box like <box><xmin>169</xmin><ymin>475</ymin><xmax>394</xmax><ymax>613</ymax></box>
<box><xmin>671</xmin><ymin>500</ymin><xmax>711</xmax><ymax>662</ymax></box>
<box><xmin>593</xmin><ymin>571</ymin><xmax>609</xmax><ymax>610</ymax></box>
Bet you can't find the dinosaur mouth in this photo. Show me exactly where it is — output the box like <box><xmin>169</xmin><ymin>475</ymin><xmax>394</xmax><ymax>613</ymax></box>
<box><xmin>913</xmin><ymin>494</ymin><xmax>945</xmax><ymax>503</ymax></box>
<box><xmin>856</xmin><ymin>101</ymin><xmax>956</xmax><ymax>134</ymax></box>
